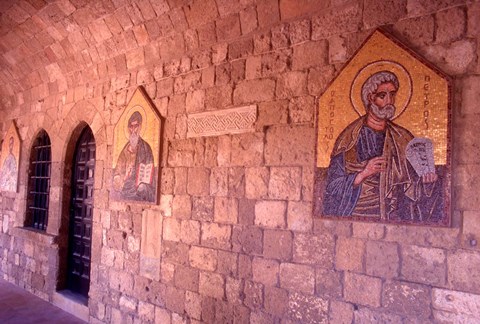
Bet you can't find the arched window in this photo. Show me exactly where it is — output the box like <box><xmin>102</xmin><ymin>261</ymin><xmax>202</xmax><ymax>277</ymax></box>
<box><xmin>25</xmin><ymin>130</ymin><xmax>51</xmax><ymax>231</ymax></box>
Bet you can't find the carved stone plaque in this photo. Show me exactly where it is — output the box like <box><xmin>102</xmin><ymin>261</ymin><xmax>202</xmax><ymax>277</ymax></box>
<box><xmin>187</xmin><ymin>105</ymin><xmax>257</xmax><ymax>138</ymax></box>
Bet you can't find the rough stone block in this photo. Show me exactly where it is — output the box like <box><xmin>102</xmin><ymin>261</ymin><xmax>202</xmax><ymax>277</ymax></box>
<box><xmin>461</xmin><ymin>75</ymin><xmax>480</xmax><ymax>116</ymax></box>
<box><xmin>265</xmin><ymin>125</ymin><xmax>315</xmax><ymax>166</ymax></box>
<box><xmin>335</xmin><ymin>237</ymin><xmax>365</xmax><ymax>272</ymax></box>
<box><xmin>191</xmin><ymin>196</ymin><xmax>213</xmax><ymax>222</ymax></box>
<box><xmin>433</xmin><ymin>288</ymin><xmax>480</xmax><ymax>319</ymax></box>
<box><xmin>252</xmin><ymin>257</ymin><xmax>279</xmax><ymax>286</ymax></box>
<box><xmin>353</xmin><ymin>307</ymin><xmax>403</xmax><ymax>324</ymax></box>
<box><xmin>233</xmin><ymin>79</ymin><xmax>276</xmax><ymax>105</ymax></box>
<box><xmin>205</xmin><ymin>85</ymin><xmax>233</xmax><ymax>110</ymax></box>
<box><xmin>256</xmin><ymin>0</ymin><xmax>280</xmax><ymax>28</ymax></box>
<box><xmin>232</xmin><ymin>226</ymin><xmax>263</xmax><ymax>254</ymax></box>
<box><xmin>189</xmin><ymin>246</ymin><xmax>217</xmax><ymax>271</ymax></box>
<box><xmin>165</xmin><ymin>286</ymin><xmax>185</xmax><ymax>314</ymax></box>
<box><xmin>276</xmin><ymin>71</ymin><xmax>307</xmax><ymax>99</ymax></box>
<box><xmin>174</xmin><ymin>265</ymin><xmax>199</xmax><ymax>292</ymax></box>
<box><xmin>344</xmin><ymin>272</ymin><xmax>382</xmax><ymax>308</ymax></box>
<box><xmin>385</xmin><ymin>226</ymin><xmax>459</xmax><ymax>249</ymax></box>
<box><xmin>292</xmin><ymin>41</ymin><xmax>328</xmax><ymax>71</ymax></box>
<box><xmin>254</xmin><ymin>201</ymin><xmax>286</xmax><ymax>229</ymax></box>
<box><xmin>315</xmin><ymin>268</ymin><xmax>342</xmax><ymax>298</ymax></box>
<box><xmin>172</xmin><ymin>195</ymin><xmax>192</xmax><ymax>219</ymax></box>
<box><xmin>201</xmin><ymin>222</ymin><xmax>231</xmax><ymax>250</ymax></box>
<box><xmin>280</xmin><ymin>262</ymin><xmax>315</xmax><ymax>294</ymax></box>
<box><xmin>225</xmin><ymin>277</ymin><xmax>243</xmax><ymax>304</ymax></box>
<box><xmin>180</xmin><ymin>220</ymin><xmax>200</xmax><ymax>245</ymax></box>
<box><xmin>162</xmin><ymin>241</ymin><xmax>189</xmax><ymax>266</ymax></box>
<box><xmin>199</xmin><ymin>271</ymin><xmax>224</xmax><ymax>299</ymax></box>
<box><xmin>365</xmin><ymin>240</ymin><xmax>399</xmax><ymax>278</ymax></box>
<box><xmin>352</xmin><ymin>222</ymin><xmax>385</xmax><ymax>240</ymax></box>
<box><xmin>329</xmin><ymin>300</ymin><xmax>354</xmax><ymax>324</ymax></box>
<box><xmin>240</xmin><ymin>6</ymin><xmax>257</xmax><ymax>35</ymax></box>
<box><xmin>227</xmin><ymin>167</ymin><xmax>245</xmax><ymax>197</ymax></box>
<box><xmin>401</xmin><ymin>245</ymin><xmax>446</xmax><ymax>286</ymax></box>
<box><xmin>287</xmin><ymin>202</ymin><xmax>314</xmax><ymax>233</ymax></box>
<box><xmin>287</xmin><ymin>292</ymin><xmax>328</xmax><ymax>323</ymax></box>
<box><xmin>259</xmin><ymin>48</ymin><xmax>288</xmax><ymax>76</ymax></box>
<box><xmin>268</xmin><ymin>167</ymin><xmax>302</xmax><ymax>201</ymax></box>
<box><xmin>244</xmin><ymin>280</ymin><xmax>263</xmax><ymax>310</ymax></box>
<box><xmin>312</xmin><ymin>4</ymin><xmax>362</xmax><ymax>40</ymax></box>
<box><xmin>293</xmin><ymin>233</ymin><xmax>334</xmax><ymax>267</ymax></box>
<box><xmin>264</xmin><ymin>286</ymin><xmax>288</xmax><ymax>317</ymax></box>
<box><xmin>228</xmin><ymin>37</ymin><xmax>254</xmax><ymax>60</ymax></box>
<box><xmin>185</xmin><ymin>291</ymin><xmax>202</xmax><ymax>320</ymax></box>
<box><xmin>230</xmin><ymin>133</ymin><xmax>264</xmax><ymax>167</ymax></box>
<box><xmin>245</xmin><ymin>167</ymin><xmax>269</xmax><ymax>199</ymax></box>
<box><xmin>163</xmin><ymin>217</ymin><xmax>181</xmax><ymax>242</ymax></box>
<box><xmin>238</xmin><ymin>198</ymin><xmax>256</xmax><ymax>225</ymax></box>
<box><xmin>308</xmin><ymin>65</ymin><xmax>336</xmax><ymax>96</ymax></box>
<box><xmin>184</xmin><ymin>0</ymin><xmax>218</xmax><ymax>28</ymax></box>
<box><xmin>263</xmin><ymin>230</ymin><xmax>292</xmax><ymax>261</ymax></box>
<box><xmin>255</xmin><ymin>99</ymin><xmax>289</xmax><ymax>129</ymax></box>
<box><xmin>216</xmin><ymin>14</ymin><xmax>241</xmax><ymax>41</ymax></box>
<box><xmin>210</xmin><ymin>167</ymin><xmax>228</xmax><ymax>197</ymax></box>
<box><xmin>214</xmin><ymin>197</ymin><xmax>238</xmax><ymax>224</ymax></box>
<box><xmin>393</xmin><ymin>15</ymin><xmax>434</xmax><ymax>48</ymax></box>
<box><xmin>382</xmin><ymin>280</ymin><xmax>431</xmax><ymax>318</ymax></box>
<box><xmin>187</xmin><ymin>168</ymin><xmax>210</xmax><ymax>196</ymax></box>
<box><xmin>363</xmin><ymin>0</ymin><xmax>407</xmax><ymax>29</ymax></box>
<box><xmin>279</xmin><ymin>0</ymin><xmax>328</xmax><ymax>20</ymax></box>
<box><xmin>289</xmin><ymin>95</ymin><xmax>315</xmax><ymax>123</ymax></box>
<box><xmin>435</xmin><ymin>6</ymin><xmax>466</xmax><ymax>44</ymax></box>
<box><xmin>448</xmin><ymin>249</ymin><xmax>480</xmax><ymax>294</ymax></box>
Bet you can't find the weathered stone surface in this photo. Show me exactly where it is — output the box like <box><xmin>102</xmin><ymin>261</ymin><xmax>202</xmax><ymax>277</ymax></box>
<box><xmin>315</xmin><ymin>268</ymin><xmax>343</xmax><ymax>298</ymax></box>
<box><xmin>287</xmin><ymin>292</ymin><xmax>328</xmax><ymax>324</ymax></box>
<box><xmin>268</xmin><ymin>167</ymin><xmax>302</xmax><ymax>200</ymax></box>
<box><xmin>363</xmin><ymin>0</ymin><xmax>407</xmax><ymax>28</ymax></box>
<box><xmin>244</xmin><ymin>280</ymin><xmax>263</xmax><ymax>310</ymax></box>
<box><xmin>401</xmin><ymin>245</ymin><xmax>446</xmax><ymax>286</ymax></box>
<box><xmin>254</xmin><ymin>201</ymin><xmax>286</xmax><ymax>229</ymax></box>
<box><xmin>329</xmin><ymin>301</ymin><xmax>354</xmax><ymax>324</ymax></box>
<box><xmin>214</xmin><ymin>197</ymin><xmax>238</xmax><ymax>225</ymax></box>
<box><xmin>365</xmin><ymin>241</ymin><xmax>399</xmax><ymax>278</ymax></box>
<box><xmin>344</xmin><ymin>272</ymin><xmax>382</xmax><ymax>308</ymax></box>
<box><xmin>263</xmin><ymin>230</ymin><xmax>292</xmax><ymax>261</ymax></box>
<box><xmin>393</xmin><ymin>15</ymin><xmax>435</xmax><ymax>47</ymax></box>
<box><xmin>353</xmin><ymin>222</ymin><xmax>385</xmax><ymax>240</ymax></box>
<box><xmin>385</xmin><ymin>225</ymin><xmax>459</xmax><ymax>249</ymax></box>
<box><xmin>233</xmin><ymin>79</ymin><xmax>276</xmax><ymax>105</ymax></box>
<box><xmin>199</xmin><ymin>271</ymin><xmax>224</xmax><ymax>299</ymax></box>
<box><xmin>279</xmin><ymin>263</ymin><xmax>315</xmax><ymax>294</ymax></box>
<box><xmin>382</xmin><ymin>280</ymin><xmax>431</xmax><ymax>318</ymax></box>
<box><xmin>232</xmin><ymin>226</ymin><xmax>263</xmax><ymax>255</ymax></box>
<box><xmin>293</xmin><ymin>233</ymin><xmax>334</xmax><ymax>267</ymax></box>
<box><xmin>287</xmin><ymin>201</ymin><xmax>313</xmax><ymax>232</ymax></box>
<box><xmin>461</xmin><ymin>75</ymin><xmax>480</xmax><ymax>116</ymax></box>
<box><xmin>432</xmin><ymin>288</ymin><xmax>480</xmax><ymax>319</ymax></box>
<box><xmin>255</xmin><ymin>100</ymin><xmax>289</xmax><ymax>129</ymax></box>
<box><xmin>265</xmin><ymin>125</ymin><xmax>315</xmax><ymax>166</ymax></box>
<box><xmin>289</xmin><ymin>95</ymin><xmax>315</xmax><ymax>123</ymax></box>
<box><xmin>216</xmin><ymin>250</ymin><xmax>238</xmax><ymax>276</ymax></box>
<box><xmin>292</xmin><ymin>41</ymin><xmax>328</xmax><ymax>70</ymax></box>
<box><xmin>200</xmin><ymin>222</ymin><xmax>231</xmax><ymax>250</ymax></box>
<box><xmin>245</xmin><ymin>167</ymin><xmax>269</xmax><ymax>199</ymax></box>
<box><xmin>189</xmin><ymin>246</ymin><xmax>217</xmax><ymax>271</ymax></box>
<box><xmin>264</xmin><ymin>286</ymin><xmax>288</xmax><ymax>316</ymax></box>
<box><xmin>353</xmin><ymin>307</ymin><xmax>403</xmax><ymax>324</ymax></box>
<box><xmin>230</xmin><ymin>133</ymin><xmax>264</xmax><ymax>167</ymax></box>
<box><xmin>276</xmin><ymin>71</ymin><xmax>307</xmax><ymax>99</ymax></box>
<box><xmin>312</xmin><ymin>4</ymin><xmax>362</xmax><ymax>40</ymax></box>
<box><xmin>252</xmin><ymin>257</ymin><xmax>279</xmax><ymax>286</ymax></box>
<box><xmin>448</xmin><ymin>250</ymin><xmax>480</xmax><ymax>294</ymax></box>
<box><xmin>335</xmin><ymin>237</ymin><xmax>365</xmax><ymax>272</ymax></box>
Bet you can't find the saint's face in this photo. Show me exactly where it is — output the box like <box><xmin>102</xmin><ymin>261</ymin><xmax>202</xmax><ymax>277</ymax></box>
<box><xmin>128</xmin><ymin>120</ymin><xmax>141</xmax><ymax>136</ymax></box>
<box><xmin>369</xmin><ymin>82</ymin><xmax>397</xmax><ymax>109</ymax></box>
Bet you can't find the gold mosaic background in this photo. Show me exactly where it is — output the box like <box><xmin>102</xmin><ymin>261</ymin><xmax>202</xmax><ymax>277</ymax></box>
<box><xmin>317</xmin><ymin>31</ymin><xmax>449</xmax><ymax>168</ymax></box>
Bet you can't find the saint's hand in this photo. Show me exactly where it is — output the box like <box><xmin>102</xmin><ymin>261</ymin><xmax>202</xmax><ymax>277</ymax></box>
<box><xmin>422</xmin><ymin>172</ymin><xmax>438</xmax><ymax>183</ymax></box>
<box><xmin>354</xmin><ymin>156</ymin><xmax>386</xmax><ymax>185</ymax></box>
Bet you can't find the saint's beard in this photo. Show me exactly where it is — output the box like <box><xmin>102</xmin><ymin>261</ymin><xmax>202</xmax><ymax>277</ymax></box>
<box><xmin>370</xmin><ymin>102</ymin><xmax>396</xmax><ymax>120</ymax></box>
<box><xmin>129</xmin><ymin>132</ymin><xmax>139</xmax><ymax>148</ymax></box>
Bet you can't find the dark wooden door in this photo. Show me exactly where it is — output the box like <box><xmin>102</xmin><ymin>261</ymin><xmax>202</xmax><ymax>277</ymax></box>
<box><xmin>67</xmin><ymin>127</ymin><xmax>95</xmax><ymax>297</ymax></box>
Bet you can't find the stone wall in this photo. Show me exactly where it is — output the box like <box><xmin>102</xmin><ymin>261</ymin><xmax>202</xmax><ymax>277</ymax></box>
<box><xmin>0</xmin><ymin>0</ymin><xmax>479</xmax><ymax>323</ymax></box>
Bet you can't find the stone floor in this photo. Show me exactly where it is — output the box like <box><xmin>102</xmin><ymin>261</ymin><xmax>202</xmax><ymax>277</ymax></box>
<box><xmin>0</xmin><ymin>278</ymin><xmax>86</xmax><ymax>324</ymax></box>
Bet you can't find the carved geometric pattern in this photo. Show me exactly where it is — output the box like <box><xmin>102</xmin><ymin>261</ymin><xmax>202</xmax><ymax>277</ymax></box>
<box><xmin>187</xmin><ymin>105</ymin><xmax>257</xmax><ymax>138</ymax></box>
